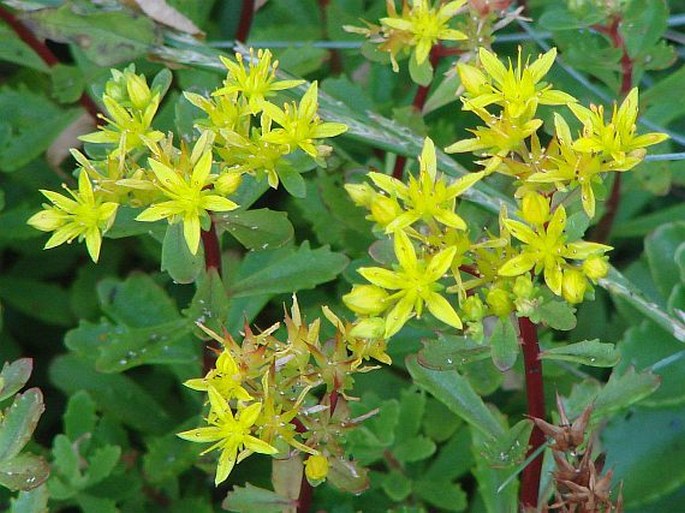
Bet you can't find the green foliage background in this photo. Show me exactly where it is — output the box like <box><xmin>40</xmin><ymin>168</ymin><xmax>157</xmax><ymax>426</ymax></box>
<box><xmin>0</xmin><ymin>0</ymin><xmax>684</xmax><ymax>512</ymax></box>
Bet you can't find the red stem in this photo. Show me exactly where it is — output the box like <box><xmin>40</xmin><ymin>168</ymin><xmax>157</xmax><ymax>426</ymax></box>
<box><xmin>519</xmin><ymin>317</ymin><xmax>545</xmax><ymax>509</ymax></box>
<box><xmin>235</xmin><ymin>0</ymin><xmax>255</xmax><ymax>43</ymax></box>
<box><xmin>201</xmin><ymin>220</ymin><xmax>222</xmax><ymax>274</ymax></box>
<box><xmin>0</xmin><ymin>5</ymin><xmax>100</xmax><ymax>119</ymax></box>
<box><xmin>392</xmin><ymin>47</ymin><xmax>442</xmax><ymax>179</ymax></box>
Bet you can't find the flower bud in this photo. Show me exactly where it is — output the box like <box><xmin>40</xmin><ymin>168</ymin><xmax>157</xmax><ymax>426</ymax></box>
<box><xmin>305</xmin><ymin>454</ymin><xmax>329</xmax><ymax>484</ymax></box>
<box><xmin>582</xmin><ymin>254</ymin><xmax>609</xmax><ymax>282</ymax></box>
<box><xmin>343</xmin><ymin>285</ymin><xmax>389</xmax><ymax>316</ymax></box>
<box><xmin>521</xmin><ymin>192</ymin><xmax>550</xmax><ymax>226</ymax></box>
<box><xmin>512</xmin><ymin>275</ymin><xmax>534</xmax><ymax>299</ymax></box>
<box><xmin>126</xmin><ymin>72</ymin><xmax>153</xmax><ymax>110</ymax></box>
<box><xmin>562</xmin><ymin>268</ymin><xmax>587</xmax><ymax>304</ymax></box>
<box><xmin>344</xmin><ymin>183</ymin><xmax>374</xmax><ymax>207</ymax></box>
<box><xmin>350</xmin><ymin>317</ymin><xmax>385</xmax><ymax>339</ymax></box>
<box><xmin>369</xmin><ymin>195</ymin><xmax>402</xmax><ymax>227</ymax></box>
<box><xmin>461</xmin><ymin>295</ymin><xmax>486</xmax><ymax>321</ymax></box>
<box><xmin>486</xmin><ymin>287</ymin><xmax>514</xmax><ymax>318</ymax></box>
<box><xmin>215</xmin><ymin>171</ymin><xmax>243</xmax><ymax>196</ymax></box>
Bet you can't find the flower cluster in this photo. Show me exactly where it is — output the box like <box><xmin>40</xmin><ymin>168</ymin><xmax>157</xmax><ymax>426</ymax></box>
<box><xmin>28</xmin><ymin>50</ymin><xmax>347</xmax><ymax>259</ymax></box>
<box><xmin>345</xmin><ymin>46</ymin><xmax>666</xmax><ymax>341</ymax></box>
<box><xmin>344</xmin><ymin>0</ymin><xmax>467</xmax><ymax>72</ymax></box>
<box><xmin>178</xmin><ymin>298</ymin><xmax>384</xmax><ymax>487</ymax></box>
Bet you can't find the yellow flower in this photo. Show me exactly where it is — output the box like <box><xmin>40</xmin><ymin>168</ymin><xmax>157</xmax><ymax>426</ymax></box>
<box><xmin>27</xmin><ymin>171</ymin><xmax>118</xmax><ymax>262</ymax></box>
<box><xmin>568</xmin><ymin>88</ymin><xmax>668</xmax><ymax>166</ymax></box>
<box><xmin>357</xmin><ymin>230</ymin><xmax>461</xmax><ymax>337</ymax></box>
<box><xmin>305</xmin><ymin>454</ymin><xmax>329</xmax><ymax>484</ymax></box>
<box><xmin>184</xmin><ymin>347</ymin><xmax>252</xmax><ymax>402</ymax></box>
<box><xmin>381</xmin><ymin>0</ymin><xmax>467</xmax><ymax>66</ymax></box>
<box><xmin>343</xmin><ymin>285</ymin><xmax>389</xmax><ymax>316</ymax></box>
<box><xmin>367</xmin><ymin>138</ymin><xmax>484</xmax><ymax>232</ymax></box>
<box><xmin>214</xmin><ymin>49</ymin><xmax>304</xmax><ymax>113</ymax></box>
<box><xmin>459</xmin><ymin>47</ymin><xmax>575</xmax><ymax>120</ymax></box>
<box><xmin>136</xmin><ymin>147</ymin><xmax>238</xmax><ymax>255</ymax></box>
<box><xmin>261</xmin><ymin>82</ymin><xmax>348</xmax><ymax>158</ymax></box>
<box><xmin>562</xmin><ymin>268</ymin><xmax>587</xmax><ymax>304</ymax></box>
<box><xmin>177</xmin><ymin>388</ymin><xmax>277</xmax><ymax>485</ymax></box>
<box><xmin>498</xmin><ymin>203</ymin><xmax>611</xmax><ymax>296</ymax></box>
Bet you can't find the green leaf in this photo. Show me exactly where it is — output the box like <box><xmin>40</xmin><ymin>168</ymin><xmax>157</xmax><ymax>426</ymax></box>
<box><xmin>392</xmin><ymin>436</ymin><xmax>436</xmax><ymax>463</ymax></box>
<box><xmin>10</xmin><ymin>484</ymin><xmax>49</xmax><ymax>513</ymax></box>
<box><xmin>395</xmin><ymin>387</ymin><xmax>425</xmax><ymax>441</ymax></box>
<box><xmin>228</xmin><ymin>242</ymin><xmax>348</xmax><ymax>298</ymax></box>
<box><xmin>0</xmin><ymin>359</ymin><xmax>33</xmax><ymax>402</ymax></box>
<box><xmin>183</xmin><ymin>268</ymin><xmax>230</xmax><ymax>333</ymax></box>
<box><xmin>541</xmin><ymin>339</ymin><xmax>620</xmax><ymax>367</ymax></box>
<box><xmin>423</xmin><ymin>72</ymin><xmax>461</xmax><ymax>115</ymax></box>
<box><xmin>408</xmin><ymin>53</ymin><xmax>433</xmax><ymax>86</ymax></box>
<box><xmin>593</xmin><ymin>367</ymin><xmax>661</xmax><ymax>418</ymax></box>
<box><xmin>85</xmin><ymin>445</ymin><xmax>120</xmax><ymax>486</ymax></box>
<box><xmin>51</xmin><ymin>434</ymin><xmax>80</xmax><ymax>489</ymax></box>
<box><xmin>406</xmin><ymin>355</ymin><xmax>505</xmax><ymax>439</ymax></box>
<box><xmin>530</xmin><ymin>300</ymin><xmax>577</xmax><ymax>331</ymax></box>
<box><xmin>277</xmin><ymin>161</ymin><xmax>307</xmax><ymax>198</ymax></box>
<box><xmin>539</xmin><ymin>5</ymin><xmax>604</xmax><ymax>30</ymax></box>
<box><xmin>422</xmin><ymin>398</ymin><xmax>463</xmax><ymax>443</ymax></box>
<box><xmin>471</xmin><ymin>426</ymin><xmax>518</xmax><ymax>513</ymax></box>
<box><xmin>381</xmin><ymin>469</ymin><xmax>412</xmax><ymax>501</ymax></box>
<box><xmin>480</xmin><ymin>419</ymin><xmax>533</xmax><ymax>469</ymax></box>
<box><xmin>0</xmin><ymin>86</ymin><xmax>80</xmax><ymax>172</ymax></box>
<box><xmin>0</xmin><ymin>276</ymin><xmax>74</xmax><ymax>326</ymax></box>
<box><xmin>0</xmin><ymin>453</ymin><xmax>49</xmax><ymax>491</ymax></box>
<box><xmin>617</xmin><ymin>321</ymin><xmax>685</xmax><ymax>407</ymax></box>
<box><xmin>0</xmin><ymin>22</ymin><xmax>50</xmax><ymax>72</ymax></box>
<box><xmin>414</xmin><ymin>479</ymin><xmax>467</xmax><ymax>512</ymax></box>
<box><xmin>620</xmin><ymin>0</ymin><xmax>669</xmax><ymax>58</ymax></box>
<box><xmin>603</xmin><ymin>404</ymin><xmax>685</xmax><ymax>507</ymax></box>
<box><xmin>0</xmin><ymin>389</ymin><xmax>44</xmax><ymax>461</ymax></box>
<box><xmin>104</xmin><ymin>206</ymin><xmax>165</xmax><ymax>239</ymax></box>
<box><xmin>613</xmin><ymin>203</ymin><xmax>685</xmax><ymax>239</ymax></box>
<box><xmin>327</xmin><ymin>456</ymin><xmax>369</xmax><ymax>495</ymax></box>
<box><xmin>161</xmin><ymin>222</ymin><xmax>204</xmax><ymax>285</ymax></box>
<box><xmin>64</xmin><ymin>391</ymin><xmax>97</xmax><ymax>441</ymax></box>
<box><xmin>417</xmin><ymin>335</ymin><xmax>491</xmax><ymax>370</ymax></box>
<box><xmin>49</xmin><ymin>354</ymin><xmax>172</xmax><ymax>435</ymax></box>
<box><xmin>26</xmin><ymin>5</ymin><xmax>159</xmax><ymax>66</ymax></box>
<box><xmin>216</xmin><ymin>208</ymin><xmax>294</xmax><ymax>251</ymax></box>
<box><xmin>489</xmin><ymin>318</ymin><xmax>519</xmax><ymax>371</ymax></box>
<box><xmin>143</xmin><ymin>432</ymin><xmax>201</xmax><ymax>485</ymax></box>
<box><xmin>645</xmin><ymin>222</ymin><xmax>685</xmax><ymax>299</ymax></box>
<box><xmin>347</xmin><ymin>395</ymin><xmax>398</xmax><ymax>465</ymax></box>
<box><xmin>222</xmin><ymin>483</ymin><xmax>296</xmax><ymax>513</ymax></box>
<box><xmin>76</xmin><ymin>494</ymin><xmax>119</xmax><ymax>513</ymax></box>
<box><xmin>50</xmin><ymin>64</ymin><xmax>85</xmax><ymax>104</ymax></box>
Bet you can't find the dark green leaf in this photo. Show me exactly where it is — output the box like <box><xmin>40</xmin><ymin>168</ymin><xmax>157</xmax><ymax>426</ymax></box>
<box><xmin>406</xmin><ymin>355</ymin><xmax>504</xmax><ymax>439</ymax></box>
<box><xmin>531</xmin><ymin>300</ymin><xmax>577</xmax><ymax>331</ymax></box>
<box><xmin>105</xmin><ymin>206</ymin><xmax>165</xmax><ymax>239</ymax></box>
<box><xmin>85</xmin><ymin>445</ymin><xmax>120</xmax><ymax>486</ymax></box>
<box><xmin>621</xmin><ymin>0</ymin><xmax>669</xmax><ymax>58</ymax></box>
<box><xmin>489</xmin><ymin>318</ymin><xmax>519</xmax><ymax>371</ymax></box>
<box><xmin>381</xmin><ymin>469</ymin><xmax>412</xmax><ymax>501</ymax></box>
<box><xmin>0</xmin><ymin>389</ymin><xmax>44</xmax><ymax>461</ymax></box>
<box><xmin>392</xmin><ymin>436</ymin><xmax>435</xmax><ymax>463</ymax></box>
<box><xmin>26</xmin><ymin>5</ymin><xmax>159</xmax><ymax>66</ymax></box>
<box><xmin>50</xmin><ymin>64</ymin><xmax>85</xmax><ymax>104</ymax></box>
<box><xmin>76</xmin><ymin>494</ymin><xmax>118</xmax><ymax>513</ymax></box>
<box><xmin>645</xmin><ymin>222</ymin><xmax>685</xmax><ymax>299</ymax></box>
<box><xmin>0</xmin><ymin>276</ymin><xmax>73</xmax><ymax>326</ymax></box>
<box><xmin>228</xmin><ymin>242</ymin><xmax>348</xmax><ymax>298</ymax></box>
<box><xmin>417</xmin><ymin>335</ymin><xmax>491</xmax><ymax>370</ymax></box>
<box><xmin>222</xmin><ymin>483</ymin><xmax>296</xmax><ymax>513</ymax></box>
<box><xmin>49</xmin><ymin>355</ymin><xmax>172</xmax><ymax>435</ymax></box>
<box><xmin>541</xmin><ymin>339</ymin><xmax>620</xmax><ymax>367</ymax></box>
<box><xmin>217</xmin><ymin>208</ymin><xmax>294</xmax><ymax>251</ymax></box>
<box><xmin>64</xmin><ymin>391</ymin><xmax>97</xmax><ymax>441</ymax></box>
<box><xmin>0</xmin><ymin>22</ymin><xmax>50</xmax><ymax>72</ymax></box>
<box><xmin>594</xmin><ymin>367</ymin><xmax>661</xmax><ymax>418</ymax></box>
<box><xmin>603</xmin><ymin>404</ymin><xmax>685</xmax><ymax>507</ymax></box>
<box><xmin>0</xmin><ymin>359</ymin><xmax>33</xmax><ymax>402</ymax></box>
<box><xmin>539</xmin><ymin>5</ymin><xmax>604</xmax><ymax>30</ymax></box>
<box><xmin>0</xmin><ymin>453</ymin><xmax>49</xmax><ymax>491</ymax></box>
<box><xmin>161</xmin><ymin>222</ymin><xmax>204</xmax><ymax>285</ymax></box>
<box><xmin>184</xmin><ymin>268</ymin><xmax>230</xmax><ymax>333</ymax></box>
<box><xmin>414</xmin><ymin>479</ymin><xmax>467</xmax><ymax>512</ymax></box>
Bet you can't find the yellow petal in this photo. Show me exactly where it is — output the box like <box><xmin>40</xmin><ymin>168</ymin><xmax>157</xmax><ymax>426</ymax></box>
<box><xmin>498</xmin><ymin>253</ymin><xmax>536</xmax><ymax>276</ymax></box>
<box><xmin>384</xmin><ymin>292</ymin><xmax>415</xmax><ymax>338</ymax></box>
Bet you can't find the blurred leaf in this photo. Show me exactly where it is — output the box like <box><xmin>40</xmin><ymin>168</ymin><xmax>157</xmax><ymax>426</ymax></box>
<box><xmin>541</xmin><ymin>339</ymin><xmax>620</xmax><ymax>367</ymax></box>
<box><xmin>418</xmin><ymin>335</ymin><xmax>490</xmax><ymax>370</ymax></box>
<box><xmin>0</xmin><ymin>359</ymin><xmax>33</xmax><ymax>402</ymax></box>
<box><xmin>50</xmin><ymin>354</ymin><xmax>172</xmax><ymax>435</ymax></box>
<box><xmin>414</xmin><ymin>478</ymin><xmax>467</xmax><ymax>512</ymax></box>
<box><xmin>228</xmin><ymin>242</ymin><xmax>348</xmax><ymax>298</ymax></box>
<box><xmin>620</xmin><ymin>0</ymin><xmax>669</xmax><ymax>58</ymax></box>
<box><xmin>422</xmin><ymin>398</ymin><xmax>463</xmax><ymax>443</ymax></box>
<box><xmin>381</xmin><ymin>469</ymin><xmax>412</xmax><ymax>501</ymax></box>
<box><xmin>0</xmin><ymin>21</ymin><xmax>50</xmax><ymax>71</ymax></box>
<box><xmin>76</xmin><ymin>494</ymin><xmax>118</xmax><ymax>513</ymax></box>
<box><xmin>539</xmin><ymin>5</ymin><xmax>605</xmax><ymax>30</ymax></box>
<box><xmin>64</xmin><ymin>391</ymin><xmax>97</xmax><ymax>441</ymax></box>
<box><xmin>645</xmin><ymin>222</ymin><xmax>685</xmax><ymax>299</ymax></box>
<box><xmin>406</xmin><ymin>355</ymin><xmax>504</xmax><ymax>439</ymax></box>
<box><xmin>0</xmin><ymin>86</ymin><xmax>80</xmax><ymax>172</ymax></box>
<box><xmin>480</xmin><ymin>419</ymin><xmax>532</xmax><ymax>470</ymax></box>
<box><xmin>50</xmin><ymin>64</ymin><xmax>85</xmax><ymax>104</ymax></box>
<box><xmin>0</xmin><ymin>276</ymin><xmax>74</xmax><ymax>326</ymax></box>
<box><xmin>327</xmin><ymin>456</ymin><xmax>369</xmax><ymax>495</ymax></box>
<box><xmin>603</xmin><ymin>403</ymin><xmax>685</xmax><ymax>507</ymax></box>
<box><xmin>216</xmin><ymin>208</ymin><xmax>294</xmax><ymax>251</ymax></box>
<box><xmin>0</xmin><ymin>453</ymin><xmax>49</xmax><ymax>491</ymax></box>
<box><xmin>143</xmin><ymin>432</ymin><xmax>201</xmax><ymax>485</ymax></box>
<box><xmin>408</xmin><ymin>54</ymin><xmax>433</xmax><ymax>86</ymax></box>
<box><xmin>0</xmin><ymin>389</ymin><xmax>44</xmax><ymax>461</ymax></box>
<box><xmin>161</xmin><ymin>222</ymin><xmax>204</xmax><ymax>285</ymax></box>
<box><xmin>593</xmin><ymin>367</ymin><xmax>661</xmax><ymax>417</ymax></box>
<box><xmin>222</xmin><ymin>483</ymin><xmax>296</xmax><ymax>513</ymax></box>
<box><xmin>184</xmin><ymin>268</ymin><xmax>230</xmax><ymax>332</ymax></box>
<box><xmin>26</xmin><ymin>4</ymin><xmax>159</xmax><ymax>66</ymax></box>
<box><xmin>9</xmin><ymin>483</ymin><xmax>49</xmax><ymax>513</ymax></box>
<box><xmin>613</xmin><ymin>203</ymin><xmax>685</xmax><ymax>239</ymax></box>
<box><xmin>132</xmin><ymin>0</ymin><xmax>201</xmax><ymax>34</ymax></box>
<box><xmin>489</xmin><ymin>318</ymin><xmax>519</xmax><ymax>371</ymax></box>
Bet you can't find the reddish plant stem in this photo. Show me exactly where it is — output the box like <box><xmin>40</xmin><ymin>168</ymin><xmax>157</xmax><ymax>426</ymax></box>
<box><xmin>235</xmin><ymin>0</ymin><xmax>255</xmax><ymax>43</ymax></box>
<box><xmin>0</xmin><ymin>5</ymin><xmax>100</xmax><ymax>119</ymax></box>
<box><xmin>519</xmin><ymin>316</ymin><xmax>546</xmax><ymax>509</ymax></box>
<box><xmin>392</xmin><ymin>48</ymin><xmax>442</xmax><ymax>179</ymax></box>
<box><xmin>591</xmin><ymin>15</ymin><xmax>633</xmax><ymax>243</ymax></box>
<box><xmin>200</xmin><ymin>221</ymin><xmax>222</xmax><ymax>374</ymax></box>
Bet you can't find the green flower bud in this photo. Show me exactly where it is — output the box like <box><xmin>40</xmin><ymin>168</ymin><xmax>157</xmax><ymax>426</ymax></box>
<box><xmin>343</xmin><ymin>285</ymin><xmax>389</xmax><ymax>316</ymax></box>
<box><xmin>486</xmin><ymin>287</ymin><xmax>514</xmax><ymax>317</ymax></box>
<box><xmin>215</xmin><ymin>172</ymin><xmax>243</xmax><ymax>196</ymax></box>
<box><xmin>344</xmin><ymin>183</ymin><xmax>374</xmax><ymax>207</ymax></box>
<box><xmin>126</xmin><ymin>72</ymin><xmax>153</xmax><ymax>110</ymax></box>
<box><xmin>512</xmin><ymin>275</ymin><xmax>534</xmax><ymax>299</ymax></box>
<box><xmin>562</xmin><ymin>268</ymin><xmax>587</xmax><ymax>304</ymax></box>
<box><xmin>369</xmin><ymin>195</ymin><xmax>402</xmax><ymax>226</ymax></box>
<box><xmin>521</xmin><ymin>191</ymin><xmax>550</xmax><ymax>226</ymax></box>
<box><xmin>350</xmin><ymin>317</ymin><xmax>385</xmax><ymax>339</ymax></box>
<box><xmin>461</xmin><ymin>295</ymin><xmax>486</xmax><ymax>321</ymax></box>
<box><xmin>582</xmin><ymin>254</ymin><xmax>609</xmax><ymax>282</ymax></box>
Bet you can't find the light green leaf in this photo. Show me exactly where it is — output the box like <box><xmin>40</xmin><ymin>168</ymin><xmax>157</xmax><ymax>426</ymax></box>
<box><xmin>183</xmin><ymin>268</ymin><xmax>230</xmax><ymax>333</ymax></box>
<box><xmin>222</xmin><ymin>483</ymin><xmax>296</xmax><ymax>513</ymax></box>
<box><xmin>645</xmin><ymin>222</ymin><xmax>685</xmax><ymax>299</ymax></box>
<box><xmin>417</xmin><ymin>335</ymin><xmax>491</xmax><ymax>370</ymax></box>
<box><xmin>0</xmin><ymin>359</ymin><xmax>33</xmax><ymax>402</ymax></box>
<box><xmin>161</xmin><ymin>222</ymin><xmax>205</xmax><ymax>285</ymax></box>
<box><xmin>530</xmin><ymin>300</ymin><xmax>577</xmax><ymax>331</ymax></box>
<box><xmin>541</xmin><ymin>339</ymin><xmax>620</xmax><ymax>367</ymax></box>
<box><xmin>489</xmin><ymin>318</ymin><xmax>519</xmax><ymax>371</ymax></box>
<box><xmin>408</xmin><ymin>53</ymin><xmax>433</xmax><ymax>86</ymax></box>
<box><xmin>0</xmin><ymin>389</ymin><xmax>44</xmax><ymax>461</ymax></box>
<box><xmin>216</xmin><ymin>208</ymin><xmax>294</xmax><ymax>251</ymax></box>
<box><xmin>64</xmin><ymin>391</ymin><xmax>97</xmax><ymax>441</ymax></box>
<box><xmin>10</xmin><ymin>483</ymin><xmax>49</xmax><ymax>513</ymax></box>
<box><xmin>593</xmin><ymin>367</ymin><xmax>661</xmax><ymax>418</ymax></box>
<box><xmin>0</xmin><ymin>453</ymin><xmax>49</xmax><ymax>491</ymax></box>
<box><xmin>406</xmin><ymin>355</ymin><xmax>505</xmax><ymax>439</ymax></box>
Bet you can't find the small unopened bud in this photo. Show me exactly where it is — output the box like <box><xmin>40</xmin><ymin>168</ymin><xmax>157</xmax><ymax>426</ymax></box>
<box><xmin>369</xmin><ymin>195</ymin><xmax>401</xmax><ymax>227</ymax></box>
<box><xmin>305</xmin><ymin>454</ymin><xmax>329</xmax><ymax>484</ymax></box>
<box><xmin>350</xmin><ymin>317</ymin><xmax>385</xmax><ymax>339</ymax></box>
<box><xmin>215</xmin><ymin>172</ymin><xmax>243</xmax><ymax>196</ymax></box>
<box><xmin>343</xmin><ymin>285</ymin><xmax>388</xmax><ymax>316</ymax></box>
<box><xmin>126</xmin><ymin>73</ymin><xmax>152</xmax><ymax>110</ymax></box>
<box><xmin>344</xmin><ymin>183</ymin><xmax>374</xmax><ymax>207</ymax></box>
<box><xmin>512</xmin><ymin>275</ymin><xmax>534</xmax><ymax>299</ymax></box>
<box><xmin>521</xmin><ymin>192</ymin><xmax>550</xmax><ymax>226</ymax></box>
<box><xmin>461</xmin><ymin>295</ymin><xmax>486</xmax><ymax>321</ymax></box>
<box><xmin>582</xmin><ymin>254</ymin><xmax>609</xmax><ymax>282</ymax></box>
<box><xmin>486</xmin><ymin>288</ymin><xmax>513</xmax><ymax>317</ymax></box>
<box><xmin>562</xmin><ymin>268</ymin><xmax>587</xmax><ymax>304</ymax></box>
